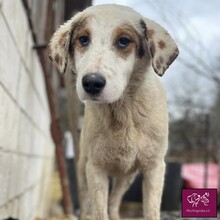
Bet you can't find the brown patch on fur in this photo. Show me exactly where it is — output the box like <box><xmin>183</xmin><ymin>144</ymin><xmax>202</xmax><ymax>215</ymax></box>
<box><xmin>114</xmin><ymin>23</ymin><xmax>150</xmax><ymax>60</ymax></box>
<box><xmin>158</xmin><ymin>40</ymin><xmax>166</xmax><ymax>49</ymax></box>
<box><xmin>117</xmin><ymin>42</ymin><xmax>136</xmax><ymax>59</ymax></box>
<box><xmin>174</xmin><ymin>47</ymin><xmax>179</xmax><ymax>53</ymax></box>
<box><xmin>54</xmin><ymin>54</ymin><xmax>62</xmax><ymax>66</ymax></box>
<box><xmin>159</xmin><ymin>56</ymin><xmax>164</xmax><ymax>64</ymax></box>
<box><xmin>149</xmin><ymin>41</ymin><xmax>156</xmax><ymax>58</ymax></box>
<box><xmin>74</xmin><ymin>28</ymin><xmax>90</xmax><ymax>54</ymax></box>
<box><xmin>113</xmin><ymin>25</ymin><xmax>143</xmax><ymax>59</ymax></box>
<box><xmin>49</xmin><ymin>55</ymin><xmax>53</xmax><ymax>61</ymax></box>
<box><xmin>167</xmin><ymin>48</ymin><xmax>179</xmax><ymax>66</ymax></box>
<box><xmin>156</xmin><ymin>59</ymin><xmax>161</xmax><ymax>70</ymax></box>
<box><xmin>140</xmin><ymin>19</ymin><xmax>147</xmax><ymax>39</ymax></box>
<box><xmin>147</xmin><ymin>29</ymin><xmax>155</xmax><ymax>39</ymax></box>
<box><xmin>48</xmin><ymin>44</ymin><xmax>53</xmax><ymax>60</ymax></box>
<box><xmin>69</xmin><ymin>16</ymin><xmax>90</xmax><ymax>56</ymax></box>
<box><xmin>137</xmin><ymin>35</ymin><xmax>146</xmax><ymax>58</ymax></box>
<box><xmin>59</xmin><ymin>30</ymin><xmax>68</xmax><ymax>47</ymax></box>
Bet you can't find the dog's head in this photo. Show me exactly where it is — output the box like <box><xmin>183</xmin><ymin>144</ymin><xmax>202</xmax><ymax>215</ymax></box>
<box><xmin>48</xmin><ymin>4</ymin><xmax>179</xmax><ymax>103</ymax></box>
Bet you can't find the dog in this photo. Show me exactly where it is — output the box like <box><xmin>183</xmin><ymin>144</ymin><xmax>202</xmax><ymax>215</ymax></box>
<box><xmin>48</xmin><ymin>4</ymin><xmax>179</xmax><ymax>220</ymax></box>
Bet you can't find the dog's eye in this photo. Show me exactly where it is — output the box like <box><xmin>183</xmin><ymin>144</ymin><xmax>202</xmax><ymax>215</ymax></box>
<box><xmin>118</xmin><ymin>37</ymin><xmax>132</xmax><ymax>48</ymax></box>
<box><xmin>79</xmin><ymin>36</ymin><xmax>90</xmax><ymax>47</ymax></box>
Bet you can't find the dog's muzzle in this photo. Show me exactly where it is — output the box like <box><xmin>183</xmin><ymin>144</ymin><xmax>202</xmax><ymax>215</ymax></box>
<box><xmin>82</xmin><ymin>73</ymin><xmax>106</xmax><ymax>96</ymax></box>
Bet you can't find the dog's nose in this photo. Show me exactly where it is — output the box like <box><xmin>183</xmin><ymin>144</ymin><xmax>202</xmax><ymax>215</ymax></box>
<box><xmin>82</xmin><ymin>73</ymin><xmax>106</xmax><ymax>95</ymax></box>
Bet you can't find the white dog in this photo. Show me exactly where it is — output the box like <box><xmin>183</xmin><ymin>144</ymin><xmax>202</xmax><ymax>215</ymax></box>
<box><xmin>48</xmin><ymin>4</ymin><xmax>179</xmax><ymax>220</ymax></box>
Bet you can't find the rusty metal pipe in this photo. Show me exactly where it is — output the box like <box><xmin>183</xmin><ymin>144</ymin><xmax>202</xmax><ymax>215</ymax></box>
<box><xmin>36</xmin><ymin>47</ymin><xmax>74</xmax><ymax>216</ymax></box>
<box><xmin>22</xmin><ymin>0</ymin><xmax>74</xmax><ymax>215</ymax></box>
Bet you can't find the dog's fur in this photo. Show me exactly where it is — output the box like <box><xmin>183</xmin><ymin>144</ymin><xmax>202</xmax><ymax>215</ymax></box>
<box><xmin>48</xmin><ymin>4</ymin><xmax>179</xmax><ymax>220</ymax></box>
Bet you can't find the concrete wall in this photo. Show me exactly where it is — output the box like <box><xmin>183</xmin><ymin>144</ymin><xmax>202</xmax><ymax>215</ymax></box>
<box><xmin>0</xmin><ymin>0</ymin><xmax>54</xmax><ymax>219</ymax></box>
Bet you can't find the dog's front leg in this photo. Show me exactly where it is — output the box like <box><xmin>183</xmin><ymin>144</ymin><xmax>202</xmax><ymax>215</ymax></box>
<box><xmin>109</xmin><ymin>173</ymin><xmax>136</xmax><ymax>220</ymax></box>
<box><xmin>86</xmin><ymin>160</ymin><xmax>109</xmax><ymax>220</ymax></box>
<box><xmin>78</xmin><ymin>155</ymin><xmax>90</xmax><ymax>220</ymax></box>
<box><xmin>142</xmin><ymin>160</ymin><xmax>165</xmax><ymax>220</ymax></box>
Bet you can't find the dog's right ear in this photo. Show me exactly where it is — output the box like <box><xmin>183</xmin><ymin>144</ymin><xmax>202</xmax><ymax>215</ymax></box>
<box><xmin>48</xmin><ymin>18</ymin><xmax>74</xmax><ymax>74</ymax></box>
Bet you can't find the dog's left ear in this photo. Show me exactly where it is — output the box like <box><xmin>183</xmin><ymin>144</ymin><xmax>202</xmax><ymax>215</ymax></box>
<box><xmin>143</xmin><ymin>18</ymin><xmax>179</xmax><ymax>76</ymax></box>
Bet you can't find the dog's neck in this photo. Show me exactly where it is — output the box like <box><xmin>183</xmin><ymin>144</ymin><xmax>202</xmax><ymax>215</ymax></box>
<box><xmin>87</xmin><ymin>78</ymin><xmax>150</xmax><ymax>129</ymax></box>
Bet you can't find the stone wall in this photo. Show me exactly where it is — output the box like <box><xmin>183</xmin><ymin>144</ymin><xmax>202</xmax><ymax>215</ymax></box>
<box><xmin>0</xmin><ymin>0</ymin><xmax>54</xmax><ymax>219</ymax></box>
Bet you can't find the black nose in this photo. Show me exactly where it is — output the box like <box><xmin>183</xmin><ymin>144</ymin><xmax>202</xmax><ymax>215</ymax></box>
<box><xmin>82</xmin><ymin>73</ymin><xmax>106</xmax><ymax>95</ymax></box>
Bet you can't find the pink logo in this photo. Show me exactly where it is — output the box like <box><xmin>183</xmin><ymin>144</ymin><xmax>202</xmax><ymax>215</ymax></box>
<box><xmin>182</xmin><ymin>189</ymin><xmax>217</xmax><ymax>217</ymax></box>
<box><xmin>187</xmin><ymin>192</ymin><xmax>209</xmax><ymax>207</ymax></box>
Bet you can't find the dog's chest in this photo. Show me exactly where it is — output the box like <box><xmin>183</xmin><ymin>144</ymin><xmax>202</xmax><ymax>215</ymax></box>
<box><xmin>92</xmin><ymin>127</ymin><xmax>143</xmax><ymax>175</ymax></box>
<box><xmin>104</xmin><ymin>144</ymin><xmax>138</xmax><ymax>175</ymax></box>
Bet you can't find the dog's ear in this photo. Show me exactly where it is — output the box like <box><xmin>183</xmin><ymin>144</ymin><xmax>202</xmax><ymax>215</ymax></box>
<box><xmin>144</xmin><ymin>18</ymin><xmax>179</xmax><ymax>76</ymax></box>
<box><xmin>48</xmin><ymin>18</ymin><xmax>74</xmax><ymax>74</ymax></box>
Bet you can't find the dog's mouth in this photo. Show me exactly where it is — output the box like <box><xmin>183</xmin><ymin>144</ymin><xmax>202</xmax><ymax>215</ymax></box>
<box><xmin>85</xmin><ymin>94</ymin><xmax>108</xmax><ymax>103</ymax></box>
<box><xmin>89</xmin><ymin>96</ymin><xmax>100</xmax><ymax>102</ymax></box>
<box><xmin>83</xmin><ymin>92</ymin><xmax>115</xmax><ymax>104</ymax></box>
